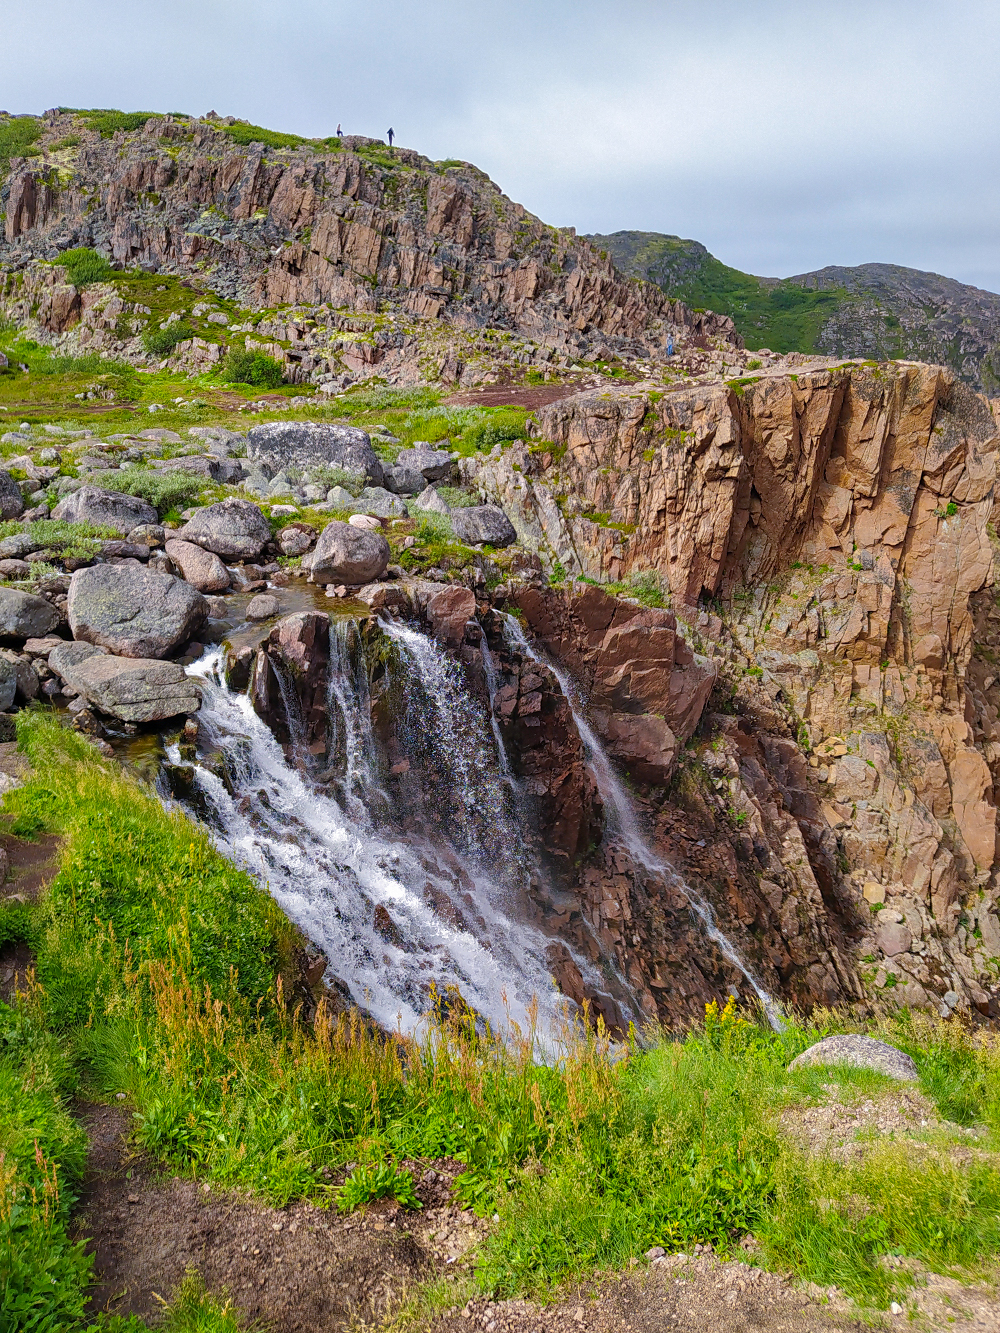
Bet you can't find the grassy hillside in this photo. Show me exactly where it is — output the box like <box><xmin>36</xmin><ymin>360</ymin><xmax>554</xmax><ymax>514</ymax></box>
<box><xmin>589</xmin><ymin>231</ymin><xmax>859</xmax><ymax>354</ymax></box>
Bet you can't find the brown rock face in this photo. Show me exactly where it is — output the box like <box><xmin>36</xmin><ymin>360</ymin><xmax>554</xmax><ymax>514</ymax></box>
<box><xmin>0</xmin><ymin>115</ymin><xmax>739</xmax><ymax>367</ymax></box>
<box><xmin>464</xmin><ymin>362</ymin><xmax>1000</xmax><ymax>1018</ymax></box>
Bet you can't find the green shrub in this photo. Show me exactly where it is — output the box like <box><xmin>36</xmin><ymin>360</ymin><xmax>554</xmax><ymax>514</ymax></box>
<box><xmin>221</xmin><ymin>122</ymin><xmax>307</xmax><ymax>151</ymax></box>
<box><xmin>143</xmin><ymin>323</ymin><xmax>195</xmax><ymax>356</ymax></box>
<box><xmin>0</xmin><ymin>116</ymin><xmax>42</xmax><ymax>171</ymax></box>
<box><xmin>54</xmin><ymin>247</ymin><xmax>114</xmax><ymax>288</ymax></box>
<box><xmin>83</xmin><ymin>110</ymin><xmax>154</xmax><ymax>138</ymax></box>
<box><xmin>338</xmin><ymin>1161</ymin><xmax>421</xmax><ymax>1213</ymax></box>
<box><xmin>461</xmin><ymin>408</ymin><xmax>528</xmax><ymax>453</ymax></box>
<box><xmin>112</xmin><ymin>466</ymin><xmax>207</xmax><ymax>515</ymax></box>
<box><xmin>218</xmin><ymin>348</ymin><xmax>284</xmax><ymax>389</ymax></box>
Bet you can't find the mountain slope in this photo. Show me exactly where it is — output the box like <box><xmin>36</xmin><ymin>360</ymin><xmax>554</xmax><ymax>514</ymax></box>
<box><xmin>591</xmin><ymin>229</ymin><xmax>1000</xmax><ymax>393</ymax></box>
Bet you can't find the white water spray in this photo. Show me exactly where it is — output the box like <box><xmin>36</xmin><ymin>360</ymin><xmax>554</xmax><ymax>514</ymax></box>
<box><xmin>503</xmin><ymin>614</ymin><xmax>784</xmax><ymax>1029</ymax></box>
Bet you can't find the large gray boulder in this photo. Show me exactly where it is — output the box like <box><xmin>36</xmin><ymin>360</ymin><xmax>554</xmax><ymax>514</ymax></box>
<box><xmin>68</xmin><ymin>565</ymin><xmax>208</xmax><ymax>659</ymax></box>
<box><xmin>177</xmin><ymin>498</ymin><xmax>271</xmax><ymax>560</ymax></box>
<box><xmin>414</xmin><ymin>485</ymin><xmax>450</xmax><ymax>516</ymax></box>
<box><xmin>787</xmin><ymin>1034</ymin><xmax>918</xmax><ymax>1082</ymax></box>
<box><xmin>50</xmin><ymin>640</ymin><xmax>200</xmax><ymax>722</ymax></box>
<box><xmin>51</xmin><ymin>485</ymin><xmax>158</xmax><ymax>534</ymax></box>
<box><xmin>247</xmin><ymin>421</ymin><xmax>383</xmax><ymax>486</ymax></box>
<box><xmin>0</xmin><ymin>469</ymin><xmax>25</xmax><ymax>520</ymax></box>
<box><xmin>383</xmin><ymin>463</ymin><xmax>426</xmax><ymax>495</ymax></box>
<box><xmin>395</xmin><ymin>446</ymin><xmax>455</xmax><ymax>482</ymax></box>
<box><xmin>309</xmin><ymin>520</ymin><xmax>390</xmax><ymax>585</ymax></box>
<box><xmin>0</xmin><ymin>588</ymin><xmax>60</xmax><ymax>641</ymax></box>
<box><xmin>164</xmin><ymin>539</ymin><xmax>231</xmax><ymax>593</ymax></box>
<box><xmin>0</xmin><ymin>657</ymin><xmax>17</xmax><ymax>710</ymax></box>
<box><xmin>451</xmin><ymin>505</ymin><xmax>517</xmax><ymax>548</ymax></box>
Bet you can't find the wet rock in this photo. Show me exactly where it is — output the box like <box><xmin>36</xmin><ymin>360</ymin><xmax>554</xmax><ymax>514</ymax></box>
<box><xmin>178</xmin><ymin>498</ymin><xmax>271</xmax><ymax>560</ymax></box>
<box><xmin>50</xmin><ymin>650</ymin><xmax>201</xmax><ymax>722</ymax></box>
<box><xmin>247</xmin><ymin>421</ymin><xmax>383</xmax><ymax>485</ymax></box>
<box><xmin>51</xmin><ymin>486</ymin><xmax>158</xmax><ymax>534</ymax></box>
<box><xmin>67</xmin><ymin>565</ymin><xmax>208</xmax><ymax>659</ymax></box>
<box><xmin>593</xmin><ymin>709</ymin><xmax>678</xmax><ymax>784</ymax></box>
<box><xmin>0</xmin><ymin>587</ymin><xmax>60</xmax><ymax>641</ymax></box>
<box><xmin>788</xmin><ymin>1035</ymin><xmax>918</xmax><ymax>1081</ymax></box>
<box><xmin>164</xmin><ymin>539</ymin><xmax>231</xmax><ymax>593</ymax></box>
<box><xmin>356</xmin><ymin>582</ymin><xmax>412</xmax><ymax>613</ymax></box>
<box><xmin>246</xmin><ymin>594</ymin><xmax>281</xmax><ymax>621</ymax></box>
<box><xmin>277</xmin><ymin>523</ymin><xmax>315</xmax><ymax>558</ymax></box>
<box><xmin>309</xmin><ymin>520</ymin><xmax>389</xmax><ymax>585</ymax></box>
<box><xmin>451</xmin><ymin>505</ymin><xmax>517</xmax><ymax>547</ymax></box>
<box><xmin>426</xmin><ymin>585</ymin><xmax>476</xmax><ymax>647</ymax></box>
<box><xmin>0</xmin><ymin>469</ymin><xmax>25</xmax><ymax>520</ymax></box>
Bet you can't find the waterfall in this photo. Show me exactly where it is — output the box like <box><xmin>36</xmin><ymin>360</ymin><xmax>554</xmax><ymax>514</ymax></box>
<box><xmin>178</xmin><ymin>633</ymin><xmax>616</xmax><ymax>1044</ymax></box>
<box><xmin>502</xmin><ymin>614</ymin><xmax>784</xmax><ymax>1029</ymax></box>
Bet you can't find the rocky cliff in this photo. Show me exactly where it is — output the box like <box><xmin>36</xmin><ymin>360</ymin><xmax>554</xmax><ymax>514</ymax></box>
<box><xmin>0</xmin><ymin>110</ymin><xmax>739</xmax><ymax>387</ymax></box>
<box><xmin>461</xmin><ymin>362</ymin><xmax>1000</xmax><ymax>1018</ymax></box>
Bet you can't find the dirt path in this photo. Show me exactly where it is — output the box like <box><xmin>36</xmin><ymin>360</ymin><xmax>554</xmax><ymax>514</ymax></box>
<box><xmin>73</xmin><ymin>1106</ymin><xmax>482</xmax><ymax>1330</ymax></box>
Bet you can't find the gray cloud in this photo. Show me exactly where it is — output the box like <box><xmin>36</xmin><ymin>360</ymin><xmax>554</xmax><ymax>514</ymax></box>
<box><xmin>7</xmin><ymin>0</ymin><xmax>1000</xmax><ymax>288</ymax></box>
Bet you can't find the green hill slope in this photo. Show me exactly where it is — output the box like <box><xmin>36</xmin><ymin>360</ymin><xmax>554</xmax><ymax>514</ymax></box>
<box><xmin>591</xmin><ymin>230</ymin><xmax>1000</xmax><ymax>393</ymax></box>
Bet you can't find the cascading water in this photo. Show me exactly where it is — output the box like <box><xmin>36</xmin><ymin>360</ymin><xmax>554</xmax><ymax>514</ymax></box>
<box><xmin>502</xmin><ymin>614</ymin><xmax>784</xmax><ymax>1029</ymax></box>
<box><xmin>176</xmin><ymin>625</ymin><xmax>616</xmax><ymax>1043</ymax></box>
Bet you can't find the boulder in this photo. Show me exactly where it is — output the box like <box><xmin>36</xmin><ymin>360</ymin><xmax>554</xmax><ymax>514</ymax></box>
<box><xmin>0</xmin><ymin>650</ymin><xmax>39</xmax><ymax>703</ymax></box>
<box><xmin>0</xmin><ymin>657</ymin><xmax>17</xmax><ymax>710</ymax></box>
<box><xmin>426</xmin><ymin>585</ymin><xmax>476</xmax><ymax>647</ymax></box>
<box><xmin>350</xmin><ymin>487</ymin><xmax>408</xmax><ymax>519</ymax></box>
<box><xmin>384</xmin><ymin>463</ymin><xmax>426</xmax><ymax>495</ymax></box>
<box><xmin>164</xmin><ymin>539</ymin><xmax>231</xmax><ymax>593</ymax></box>
<box><xmin>51</xmin><ymin>644</ymin><xmax>200</xmax><ymax>722</ymax></box>
<box><xmin>787</xmin><ymin>1035</ymin><xmax>918</xmax><ymax>1081</ymax></box>
<box><xmin>67</xmin><ymin>565</ymin><xmax>208</xmax><ymax>659</ymax></box>
<box><xmin>0</xmin><ymin>588</ymin><xmax>60</xmax><ymax>641</ymax></box>
<box><xmin>246</xmin><ymin>594</ymin><xmax>280</xmax><ymax>621</ymax></box>
<box><xmin>277</xmin><ymin>523</ymin><xmax>315</xmax><ymax>558</ymax></box>
<box><xmin>178</xmin><ymin>498</ymin><xmax>271</xmax><ymax>560</ymax></box>
<box><xmin>128</xmin><ymin>523</ymin><xmax>165</xmax><ymax>547</ymax></box>
<box><xmin>51</xmin><ymin>486</ymin><xmax>158</xmax><ymax>534</ymax></box>
<box><xmin>451</xmin><ymin>505</ymin><xmax>517</xmax><ymax>547</ymax></box>
<box><xmin>151</xmin><ymin>454</ymin><xmax>244</xmax><ymax>484</ymax></box>
<box><xmin>414</xmin><ymin>485</ymin><xmax>450</xmax><ymax>516</ymax></box>
<box><xmin>0</xmin><ymin>469</ymin><xmax>25</xmax><ymax>520</ymax></box>
<box><xmin>396</xmin><ymin>445</ymin><xmax>455</xmax><ymax>482</ymax></box>
<box><xmin>348</xmin><ymin>514</ymin><xmax>383</xmax><ymax>531</ymax></box>
<box><xmin>247</xmin><ymin>421</ymin><xmax>383</xmax><ymax>485</ymax></box>
<box><xmin>0</xmin><ymin>559</ymin><xmax>30</xmax><ymax>580</ymax></box>
<box><xmin>309</xmin><ymin>520</ymin><xmax>390</xmax><ymax>585</ymax></box>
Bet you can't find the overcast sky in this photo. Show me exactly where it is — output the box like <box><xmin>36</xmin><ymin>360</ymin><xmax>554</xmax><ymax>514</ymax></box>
<box><xmin>7</xmin><ymin>0</ymin><xmax>1000</xmax><ymax>290</ymax></box>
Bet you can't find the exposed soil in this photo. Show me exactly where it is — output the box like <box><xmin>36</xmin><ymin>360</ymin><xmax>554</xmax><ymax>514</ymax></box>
<box><xmin>73</xmin><ymin>1105</ymin><xmax>482</xmax><ymax>1330</ymax></box>
<box><xmin>443</xmin><ymin>383</ymin><xmax>591</xmax><ymax>410</ymax></box>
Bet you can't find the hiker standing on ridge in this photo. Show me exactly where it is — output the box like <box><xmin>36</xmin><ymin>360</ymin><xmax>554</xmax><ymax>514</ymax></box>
<box><xmin>337</xmin><ymin>123</ymin><xmax>342</xmax><ymax>137</ymax></box>
<box><xmin>387</xmin><ymin>127</ymin><xmax>394</xmax><ymax>146</ymax></box>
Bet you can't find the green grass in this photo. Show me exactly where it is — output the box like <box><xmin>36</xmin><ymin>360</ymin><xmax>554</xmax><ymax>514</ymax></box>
<box><xmin>218</xmin><ymin>349</ymin><xmax>284</xmax><ymax>389</ymax></box>
<box><xmin>220</xmin><ymin>121</ymin><xmax>309</xmax><ymax>152</ymax></box>
<box><xmin>54</xmin><ymin>249</ymin><xmax>114</xmax><ymax>289</ymax></box>
<box><xmin>143</xmin><ymin>323</ymin><xmax>196</xmax><ymax>357</ymax></box>
<box><xmin>107</xmin><ymin>466</ymin><xmax>209</xmax><ymax>515</ymax></box>
<box><xmin>3</xmin><ymin>719</ymin><xmax>1000</xmax><ymax>1323</ymax></box>
<box><xmin>0</xmin><ymin>519</ymin><xmax>122</xmax><ymax>561</ymax></box>
<box><xmin>82</xmin><ymin>111</ymin><xmax>155</xmax><ymax>139</ymax></box>
<box><xmin>0</xmin><ymin>116</ymin><xmax>42</xmax><ymax>173</ymax></box>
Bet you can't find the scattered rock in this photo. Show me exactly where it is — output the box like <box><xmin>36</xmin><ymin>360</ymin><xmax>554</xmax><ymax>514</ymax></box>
<box><xmin>351</xmin><ymin>487</ymin><xmax>408</xmax><ymax>519</ymax></box>
<box><xmin>50</xmin><ymin>644</ymin><xmax>199</xmax><ymax>721</ymax></box>
<box><xmin>788</xmin><ymin>1035</ymin><xmax>919</xmax><ymax>1081</ymax></box>
<box><xmin>396</xmin><ymin>445</ymin><xmax>455</xmax><ymax>481</ymax></box>
<box><xmin>0</xmin><ymin>588</ymin><xmax>60</xmax><ymax>641</ymax></box>
<box><xmin>164</xmin><ymin>539</ymin><xmax>231</xmax><ymax>594</ymax></box>
<box><xmin>246</xmin><ymin>594</ymin><xmax>280</xmax><ymax>621</ymax></box>
<box><xmin>0</xmin><ymin>469</ymin><xmax>25</xmax><ymax>520</ymax></box>
<box><xmin>414</xmin><ymin>485</ymin><xmax>450</xmax><ymax>516</ymax></box>
<box><xmin>451</xmin><ymin>504</ymin><xmax>517</xmax><ymax>547</ymax></box>
<box><xmin>67</xmin><ymin>565</ymin><xmax>208</xmax><ymax>659</ymax></box>
<box><xmin>383</xmin><ymin>463</ymin><xmax>426</xmax><ymax>495</ymax></box>
<box><xmin>277</xmin><ymin>524</ymin><xmax>315</xmax><ymax>558</ymax></box>
<box><xmin>51</xmin><ymin>486</ymin><xmax>158</xmax><ymax>535</ymax></box>
<box><xmin>0</xmin><ymin>559</ymin><xmax>31</xmax><ymax>580</ymax></box>
<box><xmin>348</xmin><ymin>514</ymin><xmax>382</xmax><ymax>531</ymax></box>
<box><xmin>178</xmin><ymin>498</ymin><xmax>271</xmax><ymax>560</ymax></box>
<box><xmin>309</xmin><ymin>520</ymin><xmax>390</xmax><ymax>585</ymax></box>
<box><xmin>127</xmin><ymin>524</ymin><xmax>165</xmax><ymax>548</ymax></box>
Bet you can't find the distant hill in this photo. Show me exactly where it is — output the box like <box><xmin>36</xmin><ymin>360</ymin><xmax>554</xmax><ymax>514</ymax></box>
<box><xmin>590</xmin><ymin>230</ymin><xmax>1000</xmax><ymax>394</ymax></box>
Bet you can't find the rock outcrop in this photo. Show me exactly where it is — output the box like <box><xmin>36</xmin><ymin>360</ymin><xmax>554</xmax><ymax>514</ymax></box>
<box><xmin>462</xmin><ymin>362</ymin><xmax>1000</xmax><ymax>1017</ymax></box>
<box><xmin>67</xmin><ymin>565</ymin><xmax>208</xmax><ymax>659</ymax></box>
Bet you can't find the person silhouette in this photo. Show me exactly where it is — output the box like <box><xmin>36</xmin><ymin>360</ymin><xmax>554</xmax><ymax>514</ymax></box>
<box><xmin>337</xmin><ymin>123</ymin><xmax>342</xmax><ymax>137</ymax></box>
<box><xmin>387</xmin><ymin>127</ymin><xmax>394</xmax><ymax>146</ymax></box>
